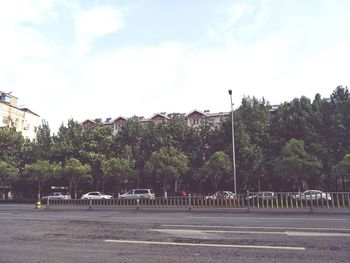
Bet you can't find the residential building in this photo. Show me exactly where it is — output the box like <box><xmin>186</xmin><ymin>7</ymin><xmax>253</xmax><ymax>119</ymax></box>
<box><xmin>81</xmin><ymin>110</ymin><xmax>230</xmax><ymax>133</ymax></box>
<box><xmin>0</xmin><ymin>91</ymin><xmax>41</xmax><ymax>140</ymax></box>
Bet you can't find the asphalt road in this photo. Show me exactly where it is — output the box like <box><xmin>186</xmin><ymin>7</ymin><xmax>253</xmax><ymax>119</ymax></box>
<box><xmin>0</xmin><ymin>204</ymin><xmax>349</xmax><ymax>263</ymax></box>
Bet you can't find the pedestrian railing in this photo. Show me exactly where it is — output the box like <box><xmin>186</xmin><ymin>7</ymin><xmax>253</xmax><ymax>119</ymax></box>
<box><xmin>43</xmin><ymin>192</ymin><xmax>350</xmax><ymax>211</ymax></box>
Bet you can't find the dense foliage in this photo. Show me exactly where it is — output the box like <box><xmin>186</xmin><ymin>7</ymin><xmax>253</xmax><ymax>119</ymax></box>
<box><xmin>1</xmin><ymin>86</ymin><xmax>349</xmax><ymax>198</ymax></box>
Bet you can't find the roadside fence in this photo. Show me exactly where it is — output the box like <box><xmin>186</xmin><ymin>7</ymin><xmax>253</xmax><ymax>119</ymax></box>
<box><xmin>43</xmin><ymin>191</ymin><xmax>350</xmax><ymax>211</ymax></box>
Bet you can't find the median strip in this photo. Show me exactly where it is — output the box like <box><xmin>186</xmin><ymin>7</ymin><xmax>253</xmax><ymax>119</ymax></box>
<box><xmin>104</xmin><ymin>239</ymin><xmax>305</xmax><ymax>251</ymax></box>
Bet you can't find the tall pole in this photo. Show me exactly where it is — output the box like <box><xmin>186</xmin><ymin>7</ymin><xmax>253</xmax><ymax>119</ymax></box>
<box><xmin>228</xmin><ymin>90</ymin><xmax>237</xmax><ymax>195</ymax></box>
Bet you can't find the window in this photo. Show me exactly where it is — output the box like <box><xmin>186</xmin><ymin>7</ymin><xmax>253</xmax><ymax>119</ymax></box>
<box><xmin>2</xmin><ymin>116</ymin><xmax>9</xmax><ymax>125</ymax></box>
<box><xmin>135</xmin><ymin>190</ymin><xmax>148</xmax><ymax>194</ymax></box>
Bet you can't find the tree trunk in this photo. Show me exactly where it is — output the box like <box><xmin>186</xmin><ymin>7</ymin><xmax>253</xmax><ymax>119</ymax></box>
<box><xmin>74</xmin><ymin>184</ymin><xmax>77</xmax><ymax>199</ymax></box>
<box><xmin>1</xmin><ymin>182</ymin><xmax>5</xmax><ymax>200</ymax></box>
<box><xmin>69</xmin><ymin>179</ymin><xmax>73</xmax><ymax>198</ymax></box>
<box><xmin>37</xmin><ymin>182</ymin><xmax>41</xmax><ymax>200</ymax></box>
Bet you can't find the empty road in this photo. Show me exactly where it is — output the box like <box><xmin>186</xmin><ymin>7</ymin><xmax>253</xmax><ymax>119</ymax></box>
<box><xmin>0</xmin><ymin>204</ymin><xmax>349</xmax><ymax>262</ymax></box>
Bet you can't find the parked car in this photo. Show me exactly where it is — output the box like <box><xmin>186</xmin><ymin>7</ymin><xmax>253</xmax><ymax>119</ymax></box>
<box><xmin>41</xmin><ymin>192</ymin><xmax>71</xmax><ymax>200</ymax></box>
<box><xmin>205</xmin><ymin>191</ymin><xmax>236</xmax><ymax>200</ymax></box>
<box><xmin>293</xmin><ymin>190</ymin><xmax>332</xmax><ymax>201</ymax></box>
<box><xmin>81</xmin><ymin>192</ymin><xmax>113</xmax><ymax>200</ymax></box>
<box><xmin>247</xmin><ymin>191</ymin><xmax>276</xmax><ymax>201</ymax></box>
<box><xmin>118</xmin><ymin>189</ymin><xmax>155</xmax><ymax>200</ymax></box>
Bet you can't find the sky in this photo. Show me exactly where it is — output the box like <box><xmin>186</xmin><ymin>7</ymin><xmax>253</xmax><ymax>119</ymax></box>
<box><xmin>1</xmin><ymin>0</ymin><xmax>350</xmax><ymax>133</ymax></box>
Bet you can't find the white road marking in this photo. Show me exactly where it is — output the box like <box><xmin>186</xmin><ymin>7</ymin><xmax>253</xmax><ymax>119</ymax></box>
<box><xmin>185</xmin><ymin>216</ymin><xmax>346</xmax><ymax>221</ymax></box>
<box><xmin>0</xmin><ymin>212</ymin><xmax>12</xmax><ymax>214</ymax></box>
<box><xmin>104</xmin><ymin>239</ymin><xmax>305</xmax><ymax>251</ymax></box>
<box><xmin>162</xmin><ymin>224</ymin><xmax>350</xmax><ymax>232</ymax></box>
<box><xmin>286</xmin><ymin>232</ymin><xmax>350</xmax><ymax>237</ymax></box>
<box><xmin>151</xmin><ymin>228</ymin><xmax>285</xmax><ymax>235</ymax></box>
<box><xmin>153</xmin><ymin>228</ymin><xmax>350</xmax><ymax>237</ymax></box>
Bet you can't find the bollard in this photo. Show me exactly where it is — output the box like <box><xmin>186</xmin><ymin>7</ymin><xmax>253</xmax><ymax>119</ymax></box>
<box><xmin>88</xmin><ymin>198</ymin><xmax>92</xmax><ymax>210</ymax></box>
<box><xmin>136</xmin><ymin>196</ymin><xmax>140</xmax><ymax>210</ymax></box>
<box><xmin>247</xmin><ymin>190</ymin><xmax>251</xmax><ymax>212</ymax></box>
<box><xmin>46</xmin><ymin>197</ymin><xmax>50</xmax><ymax>209</ymax></box>
<box><xmin>309</xmin><ymin>196</ymin><xmax>314</xmax><ymax>213</ymax></box>
<box><xmin>35</xmin><ymin>200</ymin><xmax>41</xmax><ymax>209</ymax></box>
<box><xmin>188</xmin><ymin>194</ymin><xmax>192</xmax><ymax>211</ymax></box>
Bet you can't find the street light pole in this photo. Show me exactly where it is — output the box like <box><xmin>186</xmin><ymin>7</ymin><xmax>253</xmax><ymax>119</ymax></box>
<box><xmin>228</xmin><ymin>90</ymin><xmax>237</xmax><ymax>195</ymax></box>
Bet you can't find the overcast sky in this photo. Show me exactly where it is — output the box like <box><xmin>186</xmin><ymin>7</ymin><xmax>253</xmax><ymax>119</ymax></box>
<box><xmin>1</xmin><ymin>0</ymin><xmax>349</xmax><ymax>133</ymax></box>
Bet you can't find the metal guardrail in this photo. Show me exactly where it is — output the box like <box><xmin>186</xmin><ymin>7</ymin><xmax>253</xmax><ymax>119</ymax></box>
<box><xmin>43</xmin><ymin>192</ymin><xmax>350</xmax><ymax>211</ymax></box>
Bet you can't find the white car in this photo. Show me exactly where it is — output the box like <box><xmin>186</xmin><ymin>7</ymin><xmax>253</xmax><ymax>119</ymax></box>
<box><xmin>42</xmin><ymin>192</ymin><xmax>71</xmax><ymax>200</ymax></box>
<box><xmin>205</xmin><ymin>191</ymin><xmax>237</xmax><ymax>200</ymax></box>
<box><xmin>81</xmin><ymin>192</ymin><xmax>113</xmax><ymax>200</ymax></box>
<box><xmin>293</xmin><ymin>190</ymin><xmax>332</xmax><ymax>201</ymax></box>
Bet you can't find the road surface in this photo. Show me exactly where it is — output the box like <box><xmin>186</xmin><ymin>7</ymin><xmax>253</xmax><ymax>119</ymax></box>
<box><xmin>0</xmin><ymin>204</ymin><xmax>349</xmax><ymax>262</ymax></box>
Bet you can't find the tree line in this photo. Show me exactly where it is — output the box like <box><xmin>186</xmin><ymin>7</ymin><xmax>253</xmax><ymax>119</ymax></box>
<box><xmin>1</xmin><ymin>86</ymin><xmax>350</xmax><ymax>199</ymax></box>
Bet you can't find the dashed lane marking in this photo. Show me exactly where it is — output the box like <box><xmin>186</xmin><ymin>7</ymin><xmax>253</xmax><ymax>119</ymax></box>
<box><xmin>104</xmin><ymin>239</ymin><xmax>306</xmax><ymax>251</ymax></box>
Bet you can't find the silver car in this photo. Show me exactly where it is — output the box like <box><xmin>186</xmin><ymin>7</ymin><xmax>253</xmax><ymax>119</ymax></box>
<box><xmin>119</xmin><ymin>189</ymin><xmax>155</xmax><ymax>200</ymax></box>
<box><xmin>42</xmin><ymin>192</ymin><xmax>71</xmax><ymax>200</ymax></box>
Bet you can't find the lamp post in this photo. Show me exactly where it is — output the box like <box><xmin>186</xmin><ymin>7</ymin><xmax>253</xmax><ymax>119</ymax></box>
<box><xmin>228</xmin><ymin>90</ymin><xmax>237</xmax><ymax>195</ymax></box>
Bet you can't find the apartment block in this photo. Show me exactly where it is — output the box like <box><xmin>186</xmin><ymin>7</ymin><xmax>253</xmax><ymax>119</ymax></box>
<box><xmin>0</xmin><ymin>91</ymin><xmax>41</xmax><ymax>140</ymax></box>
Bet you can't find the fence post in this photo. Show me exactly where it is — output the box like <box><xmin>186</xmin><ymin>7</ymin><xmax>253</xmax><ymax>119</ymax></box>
<box><xmin>188</xmin><ymin>194</ymin><xmax>192</xmax><ymax>211</ymax></box>
<box><xmin>45</xmin><ymin>197</ymin><xmax>50</xmax><ymax>209</ymax></box>
<box><xmin>88</xmin><ymin>198</ymin><xmax>92</xmax><ymax>210</ymax></box>
<box><xmin>309</xmin><ymin>196</ymin><xmax>314</xmax><ymax>213</ymax></box>
<box><xmin>247</xmin><ymin>190</ymin><xmax>250</xmax><ymax>212</ymax></box>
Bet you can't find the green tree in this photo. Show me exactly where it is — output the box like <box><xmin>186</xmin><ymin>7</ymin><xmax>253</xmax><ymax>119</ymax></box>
<box><xmin>82</xmin><ymin>122</ymin><xmax>113</xmax><ymax>155</ymax></box>
<box><xmin>79</xmin><ymin>151</ymin><xmax>105</xmax><ymax>191</ymax></box>
<box><xmin>330</xmin><ymin>85</ymin><xmax>349</xmax><ymax>102</ymax></box>
<box><xmin>0</xmin><ymin>127</ymin><xmax>24</xmax><ymax>165</ymax></box>
<box><xmin>0</xmin><ymin>161</ymin><xmax>19</xmax><ymax>199</ymax></box>
<box><xmin>201</xmin><ymin>151</ymin><xmax>231</xmax><ymax>191</ymax></box>
<box><xmin>234</xmin><ymin>126</ymin><xmax>263</xmax><ymax>191</ymax></box>
<box><xmin>31</xmin><ymin>120</ymin><xmax>52</xmax><ymax>161</ymax></box>
<box><xmin>113</xmin><ymin>117</ymin><xmax>144</xmax><ymax>187</ymax></box>
<box><xmin>144</xmin><ymin>146</ymin><xmax>189</xmax><ymax>193</ymax></box>
<box><xmin>102</xmin><ymin>156</ymin><xmax>135</xmax><ymax>194</ymax></box>
<box><xmin>63</xmin><ymin>158</ymin><xmax>91</xmax><ymax>198</ymax></box>
<box><xmin>24</xmin><ymin>160</ymin><xmax>60</xmax><ymax>199</ymax></box>
<box><xmin>273</xmin><ymin>139</ymin><xmax>322</xmax><ymax>191</ymax></box>
<box><xmin>52</xmin><ymin>119</ymin><xmax>84</xmax><ymax>163</ymax></box>
<box><xmin>332</xmin><ymin>154</ymin><xmax>350</xmax><ymax>190</ymax></box>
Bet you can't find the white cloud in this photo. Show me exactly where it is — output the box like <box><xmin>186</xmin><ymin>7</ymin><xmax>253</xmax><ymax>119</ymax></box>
<box><xmin>208</xmin><ymin>2</ymin><xmax>253</xmax><ymax>38</ymax></box>
<box><xmin>74</xmin><ymin>6</ymin><xmax>125</xmax><ymax>56</ymax></box>
<box><xmin>76</xmin><ymin>42</ymin><xmax>187</xmax><ymax>120</ymax></box>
